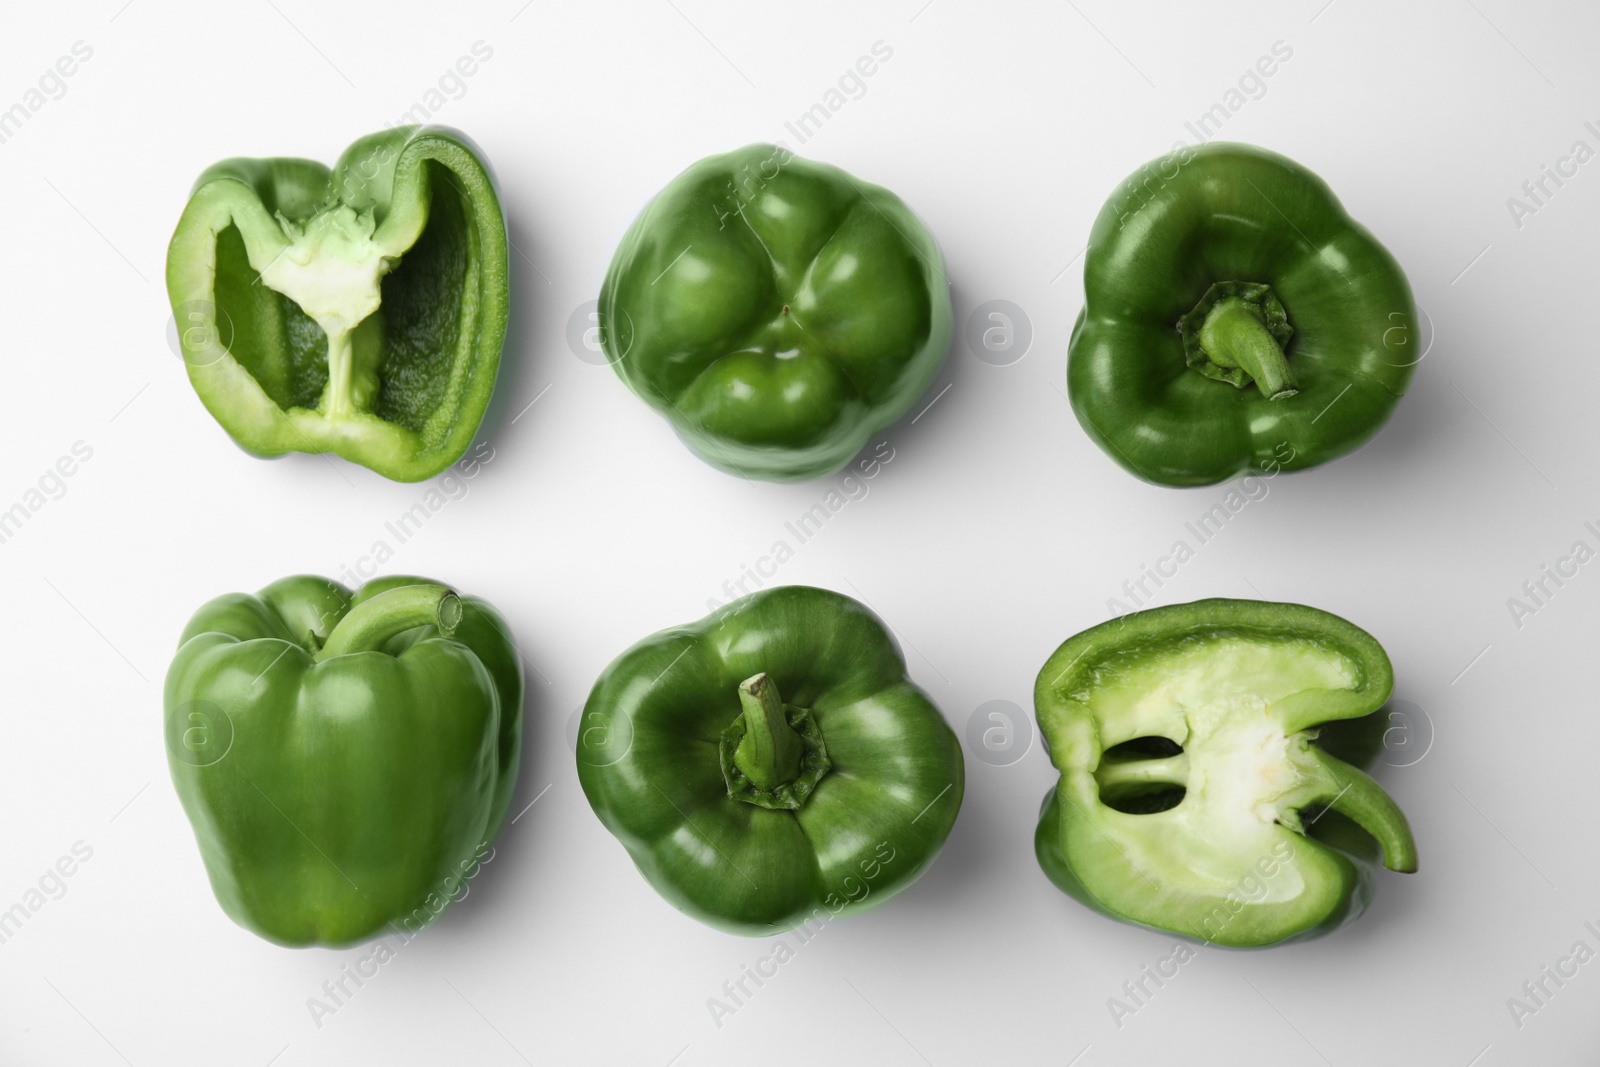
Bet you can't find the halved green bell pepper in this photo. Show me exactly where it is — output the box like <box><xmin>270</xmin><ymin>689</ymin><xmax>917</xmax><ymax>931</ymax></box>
<box><xmin>1034</xmin><ymin>599</ymin><xmax>1417</xmax><ymax>947</ymax></box>
<box><xmin>576</xmin><ymin>586</ymin><xmax>964</xmax><ymax>933</ymax></box>
<box><xmin>1068</xmin><ymin>143</ymin><xmax>1418</xmax><ymax>486</ymax></box>
<box><xmin>599</xmin><ymin>145</ymin><xmax>951</xmax><ymax>481</ymax></box>
<box><xmin>165</xmin><ymin>575</ymin><xmax>522</xmax><ymax>947</ymax></box>
<box><xmin>166</xmin><ymin>126</ymin><xmax>509</xmax><ymax>482</ymax></box>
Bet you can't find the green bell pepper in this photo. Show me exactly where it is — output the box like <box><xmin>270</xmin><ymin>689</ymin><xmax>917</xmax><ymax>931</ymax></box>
<box><xmin>598</xmin><ymin>145</ymin><xmax>951</xmax><ymax>481</ymax></box>
<box><xmin>1068</xmin><ymin>143</ymin><xmax>1418</xmax><ymax>486</ymax></box>
<box><xmin>576</xmin><ymin>586</ymin><xmax>964</xmax><ymax>933</ymax></box>
<box><xmin>164</xmin><ymin>575</ymin><xmax>522</xmax><ymax>947</ymax></box>
<box><xmin>166</xmin><ymin>126</ymin><xmax>509</xmax><ymax>482</ymax></box>
<box><xmin>1033</xmin><ymin>599</ymin><xmax>1417</xmax><ymax>947</ymax></box>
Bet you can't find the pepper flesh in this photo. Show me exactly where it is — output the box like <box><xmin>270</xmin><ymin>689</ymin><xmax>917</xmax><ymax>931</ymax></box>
<box><xmin>1033</xmin><ymin>599</ymin><xmax>1416</xmax><ymax>947</ymax></box>
<box><xmin>599</xmin><ymin>144</ymin><xmax>952</xmax><ymax>481</ymax></box>
<box><xmin>166</xmin><ymin>126</ymin><xmax>509</xmax><ymax>482</ymax></box>
<box><xmin>1068</xmin><ymin>142</ymin><xmax>1418</xmax><ymax>486</ymax></box>
<box><xmin>164</xmin><ymin>575</ymin><xmax>523</xmax><ymax>947</ymax></box>
<box><xmin>575</xmin><ymin>586</ymin><xmax>964</xmax><ymax>933</ymax></box>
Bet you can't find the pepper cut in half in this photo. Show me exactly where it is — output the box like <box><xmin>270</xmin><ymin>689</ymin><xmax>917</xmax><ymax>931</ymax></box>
<box><xmin>1068</xmin><ymin>142</ymin><xmax>1418</xmax><ymax>486</ymax></box>
<box><xmin>166</xmin><ymin>126</ymin><xmax>509</xmax><ymax>482</ymax></box>
<box><xmin>165</xmin><ymin>575</ymin><xmax>523</xmax><ymax>947</ymax></box>
<box><xmin>599</xmin><ymin>145</ymin><xmax>951</xmax><ymax>481</ymax></box>
<box><xmin>576</xmin><ymin>586</ymin><xmax>964</xmax><ymax>933</ymax></box>
<box><xmin>1033</xmin><ymin>599</ymin><xmax>1417</xmax><ymax>947</ymax></box>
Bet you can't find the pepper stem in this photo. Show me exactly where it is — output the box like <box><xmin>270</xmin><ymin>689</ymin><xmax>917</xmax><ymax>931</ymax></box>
<box><xmin>316</xmin><ymin>584</ymin><xmax>461</xmax><ymax>660</ymax></box>
<box><xmin>1199</xmin><ymin>297</ymin><xmax>1297</xmax><ymax>400</ymax></box>
<box><xmin>732</xmin><ymin>673</ymin><xmax>802</xmax><ymax>791</ymax></box>
<box><xmin>1302</xmin><ymin>746</ymin><xmax>1418</xmax><ymax>873</ymax></box>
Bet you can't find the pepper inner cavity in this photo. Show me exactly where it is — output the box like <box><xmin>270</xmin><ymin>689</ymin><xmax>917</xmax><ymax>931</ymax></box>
<box><xmin>1096</xmin><ymin>736</ymin><xmax>1189</xmax><ymax>814</ymax></box>
<box><xmin>258</xmin><ymin>204</ymin><xmax>391</xmax><ymax>418</ymax></box>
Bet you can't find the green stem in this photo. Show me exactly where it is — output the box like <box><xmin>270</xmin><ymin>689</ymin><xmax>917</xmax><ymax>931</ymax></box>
<box><xmin>316</xmin><ymin>584</ymin><xmax>461</xmax><ymax>660</ymax></box>
<box><xmin>1199</xmin><ymin>297</ymin><xmax>1297</xmax><ymax>399</ymax></box>
<box><xmin>1302</xmin><ymin>747</ymin><xmax>1418</xmax><ymax>873</ymax></box>
<box><xmin>732</xmin><ymin>673</ymin><xmax>802</xmax><ymax>791</ymax></box>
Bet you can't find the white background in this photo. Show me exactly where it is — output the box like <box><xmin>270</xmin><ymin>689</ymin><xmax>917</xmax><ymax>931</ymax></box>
<box><xmin>1</xmin><ymin>0</ymin><xmax>1596</xmax><ymax>1063</ymax></box>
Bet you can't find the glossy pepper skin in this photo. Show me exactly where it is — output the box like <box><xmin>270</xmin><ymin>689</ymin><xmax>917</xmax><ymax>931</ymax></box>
<box><xmin>576</xmin><ymin>586</ymin><xmax>964</xmax><ymax>933</ymax></box>
<box><xmin>599</xmin><ymin>145</ymin><xmax>951</xmax><ymax>481</ymax></box>
<box><xmin>165</xmin><ymin>575</ymin><xmax>523</xmax><ymax>947</ymax></box>
<box><xmin>166</xmin><ymin>126</ymin><xmax>509</xmax><ymax>482</ymax></box>
<box><xmin>1068</xmin><ymin>143</ymin><xmax>1418</xmax><ymax>486</ymax></box>
<box><xmin>1033</xmin><ymin>599</ymin><xmax>1417</xmax><ymax>947</ymax></box>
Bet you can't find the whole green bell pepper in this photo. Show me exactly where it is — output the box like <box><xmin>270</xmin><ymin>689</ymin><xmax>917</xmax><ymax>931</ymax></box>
<box><xmin>166</xmin><ymin>126</ymin><xmax>509</xmax><ymax>482</ymax></box>
<box><xmin>1033</xmin><ymin>599</ymin><xmax>1417</xmax><ymax>947</ymax></box>
<box><xmin>576</xmin><ymin>586</ymin><xmax>964</xmax><ymax>933</ymax></box>
<box><xmin>598</xmin><ymin>145</ymin><xmax>951</xmax><ymax>481</ymax></box>
<box><xmin>1068</xmin><ymin>143</ymin><xmax>1418</xmax><ymax>486</ymax></box>
<box><xmin>164</xmin><ymin>575</ymin><xmax>523</xmax><ymax>947</ymax></box>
